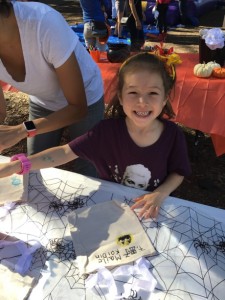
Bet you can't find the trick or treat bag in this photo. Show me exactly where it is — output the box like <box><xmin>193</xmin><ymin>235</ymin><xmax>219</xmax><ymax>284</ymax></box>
<box><xmin>68</xmin><ymin>200</ymin><xmax>155</xmax><ymax>275</ymax></box>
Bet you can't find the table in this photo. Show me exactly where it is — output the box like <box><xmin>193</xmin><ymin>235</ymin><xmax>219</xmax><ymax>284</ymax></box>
<box><xmin>98</xmin><ymin>53</ymin><xmax>225</xmax><ymax>156</ymax></box>
<box><xmin>0</xmin><ymin>155</ymin><xmax>225</xmax><ymax>300</ymax></box>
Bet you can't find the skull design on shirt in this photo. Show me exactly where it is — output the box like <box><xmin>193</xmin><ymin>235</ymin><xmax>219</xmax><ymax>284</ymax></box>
<box><xmin>122</xmin><ymin>164</ymin><xmax>151</xmax><ymax>190</ymax></box>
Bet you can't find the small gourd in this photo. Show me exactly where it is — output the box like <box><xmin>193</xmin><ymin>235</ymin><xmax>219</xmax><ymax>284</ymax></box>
<box><xmin>212</xmin><ymin>67</ymin><xmax>225</xmax><ymax>78</ymax></box>
<box><xmin>193</xmin><ymin>63</ymin><xmax>213</xmax><ymax>78</ymax></box>
<box><xmin>206</xmin><ymin>61</ymin><xmax>221</xmax><ymax>70</ymax></box>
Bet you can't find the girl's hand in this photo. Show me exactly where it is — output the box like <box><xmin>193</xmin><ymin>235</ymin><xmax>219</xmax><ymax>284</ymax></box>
<box><xmin>131</xmin><ymin>174</ymin><xmax>184</xmax><ymax>219</ymax></box>
<box><xmin>131</xmin><ymin>191</ymin><xmax>165</xmax><ymax>219</ymax></box>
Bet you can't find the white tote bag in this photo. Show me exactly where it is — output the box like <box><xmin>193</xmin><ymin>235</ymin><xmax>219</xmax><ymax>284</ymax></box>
<box><xmin>68</xmin><ymin>200</ymin><xmax>155</xmax><ymax>275</ymax></box>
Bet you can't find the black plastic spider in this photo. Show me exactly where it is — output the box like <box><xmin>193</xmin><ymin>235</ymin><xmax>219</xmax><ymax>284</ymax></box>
<box><xmin>193</xmin><ymin>238</ymin><xmax>211</xmax><ymax>254</ymax></box>
<box><xmin>49</xmin><ymin>200</ymin><xmax>64</xmax><ymax>212</ymax></box>
<box><xmin>51</xmin><ymin>239</ymin><xmax>66</xmax><ymax>252</ymax></box>
<box><xmin>67</xmin><ymin>198</ymin><xmax>85</xmax><ymax>210</ymax></box>
<box><xmin>214</xmin><ymin>236</ymin><xmax>225</xmax><ymax>255</ymax></box>
<box><xmin>48</xmin><ymin>238</ymin><xmax>76</xmax><ymax>261</ymax></box>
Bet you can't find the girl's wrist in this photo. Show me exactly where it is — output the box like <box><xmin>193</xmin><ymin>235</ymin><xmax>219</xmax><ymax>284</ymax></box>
<box><xmin>6</xmin><ymin>161</ymin><xmax>21</xmax><ymax>176</ymax></box>
<box><xmin>10</xmin><ymin>154</ymin><xmax>31</xmax><ymax>175</ymax></box>
<box><xmin>153</xmin><ymin>189</ymin><xmax>169</xmax><ymax>203</ymax></box>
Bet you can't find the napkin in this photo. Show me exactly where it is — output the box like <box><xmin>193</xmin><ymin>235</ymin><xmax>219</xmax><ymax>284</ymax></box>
<box><xmin>86</xmin><ymin>257</ymin><xmax>157</xmax><ymax>298</ymax></box>
<box><xmin>0</xmin><ymin>232</ymin><xmax>41</xmax><ymax>275</ymax></box>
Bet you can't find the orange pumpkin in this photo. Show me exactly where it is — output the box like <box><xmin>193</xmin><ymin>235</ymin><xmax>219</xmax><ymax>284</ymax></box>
<box><xmin>212</xmin><ymin>67</ymin><xmax>225</xmax><ymax>78</ymax></box>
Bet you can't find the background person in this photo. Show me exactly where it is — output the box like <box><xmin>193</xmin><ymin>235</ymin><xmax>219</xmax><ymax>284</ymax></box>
<box><xmin>0</xmin><ymin>0</ymin><xmax>104</xmax><ymax>177</ymax></box>
<box><xmin>177</xmin><ymin>0</ymin><xmax>187</xmax><ymax>27</ymax></box>
<box><xmin>155</xmin><ymin>0</ymin><xmax>171</xmax><ymax>42</ymax></box>
<box><xmin>111</xmin><ymin>0</ymin><xmax>117</xmax><ymax>21</ymax></box>
<box><xmin>79</xmin><ymin>0</ymin><xmax>109</xmax><ymax>52</ymax></box>
<box><xmin>0</xmin><ymin>53</ymin><xmax>191</xmax><ymax>219</ymax></box>
<box><xmin>114</xmin><ymin>0</ymin><xmax>127</xmax><ymax>39</ymax></box>
<box><xmin>126</xmin><ymin>0</ymin><xmax>145</xmax><ymax>51</ymax></box>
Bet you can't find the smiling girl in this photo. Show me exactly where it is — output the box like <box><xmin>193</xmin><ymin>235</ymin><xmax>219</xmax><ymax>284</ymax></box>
<box><xmin>0</xmin><ymin>53</ymin><xmax>191</xmax><ymax>219</ymax></box>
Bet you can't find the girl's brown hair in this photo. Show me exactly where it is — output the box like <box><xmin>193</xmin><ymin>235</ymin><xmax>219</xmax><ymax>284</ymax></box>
<box><xmin>105</xmin><ymin>52</ymin><xmax>176</xmax><ymax>119</ymax></box>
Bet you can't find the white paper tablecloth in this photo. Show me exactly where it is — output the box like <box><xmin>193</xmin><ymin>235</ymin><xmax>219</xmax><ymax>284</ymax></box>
<box><xmin>0</xmin><ymin>155</ymin><xmax>225</xmax><ymax>300</ymax></box>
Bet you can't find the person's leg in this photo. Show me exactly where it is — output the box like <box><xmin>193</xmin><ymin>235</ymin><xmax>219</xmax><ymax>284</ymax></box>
<box><xmin>162</xmin><ymin>4</ymin><xmax>169</xmax><ymax>33</ymax></box>
<box><xmin>111</xmin><ymin>0</ymin><xmax>117</xmax><ymax>20</ymax></box>
<box><xmin>115</xmin><ymin>0</ymin><xmax>126</xmax><ymax>38</ymax></box>
<box><xmin>126</xmin><ymin>1</ymin><xmax>144</xmax><ymax>51</ymax></box>
<box><xmin>114</xmin><ymin>1</ymin><xmax>119</xmax><ymax>36</ymax></box>
<box><xmin>27</xmin><ymin>101</ymin><xmax>64</xmax><ymax>155</ymax></box>
<box><xmin>179</xmin><ymin>0</ymin><xmax>188</xmax><ymax>25</ymax></box>
<box><xmin>134</xmin><ymin>0</ymin><xmax>145</xmax><ymax>49</ymax></box>
<box><xmin>117</xmin><ymin>11</ymin><xmax>124</xmax><ymax>38</ymax></box>
<box><xmin>83</xmin><ymin>21</ymin><xmax>97</xmax><ymax>50</ymax></box>
<box><xmin>162</xmin><ymin>4</ymin><xmax>169</xmax><ymax>41</ymax></box>
<box><xmin>157</xmin><ymin>4</ymin><xmax>163</xmax><ymax>34</ymax></box>
<box><xmin>68</xmin><ymin>96</ymin><xmax>105</xmax><ymax>177</ymax></box>
<box><xmin>126</xmin><ymin>14</ymin><xmax>136</xmax><ymax>47</ymax></box>
<box><xmin>156</xmin><ymin>4</ymin><xmax>167</xmax><ymax>41</ymax></box>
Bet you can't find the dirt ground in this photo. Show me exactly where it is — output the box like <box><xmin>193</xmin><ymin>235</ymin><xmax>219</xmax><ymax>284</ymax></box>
<box><xmin>2</xmin><ymin>1</ymin><xmax>225</xmax><ymax>209</ymax></box>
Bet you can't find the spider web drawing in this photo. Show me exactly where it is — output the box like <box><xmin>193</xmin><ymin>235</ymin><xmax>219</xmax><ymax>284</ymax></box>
<box><xmin>145</xmin><ymin>205</ymin><xmax>225</xmax><ymax>300</ymax></box>
<box><xmin>1</xmin><ymin>170</ymin><xmax>225</xmax><ymax>300</ymax></box>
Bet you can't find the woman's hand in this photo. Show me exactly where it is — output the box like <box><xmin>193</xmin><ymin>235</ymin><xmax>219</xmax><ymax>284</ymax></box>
<box><xmin>0</xmin><ymin>124</ymin><xmax>26</xmax><ymax>153</ymax></box>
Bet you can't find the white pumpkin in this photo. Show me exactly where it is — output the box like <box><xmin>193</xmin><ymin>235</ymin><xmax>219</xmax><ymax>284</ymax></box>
<box><xmin>193</xmin><ymin>63</ymin><xmax>213</xmax><ymax>78</ymax></box>
<box><xmin>206</xmin><ymin>61</ymin><xmax>221</xmax><ymax>70</ymax></box>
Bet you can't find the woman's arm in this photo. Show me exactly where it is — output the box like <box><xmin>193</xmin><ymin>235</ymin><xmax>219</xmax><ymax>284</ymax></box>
<box><xmin>0</xmin><ymin>144</ymin><xmax>77</xmax><ymax>178</ymax></box>
<box><xmin>31</xmin><ymin>52</ymin><xmax>88</xmax><ymax>133</ymax></box>
<box><xmin>131</xmin><ymin>173</ymin><xmax>184</xmax><ymax>219</ymax></box>
<box><xmin>0</xmin><ymin>53</ymin><xmax>88</xmax><ymax>152</ymax></box>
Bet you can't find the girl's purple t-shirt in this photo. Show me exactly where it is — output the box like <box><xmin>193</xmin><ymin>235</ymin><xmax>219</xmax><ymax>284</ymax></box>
<box><xmin>69</xmin><ymin>118</ymin><xmax>191</xmax><ymax>191</ymax></box>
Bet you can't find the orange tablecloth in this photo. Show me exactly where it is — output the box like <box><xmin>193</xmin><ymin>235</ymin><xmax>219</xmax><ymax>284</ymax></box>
<box><xmin>1</xmin><ymin>53</ymin><xmax>224</xmax><ymax>156</ymax></box>
<box><xmin>97</xmin><ymin>53</ymin><xmax>225</xmax><ymax>157</ymax></box>
<box><xmin>97</xmin><ymin>56</ymin><xmax>120</xmax><ymax>104</ymax></box>
<box><xmin>173</xmin><ymin>53</ymin><xmax>225</xmax><ymax>157</ymax></box>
